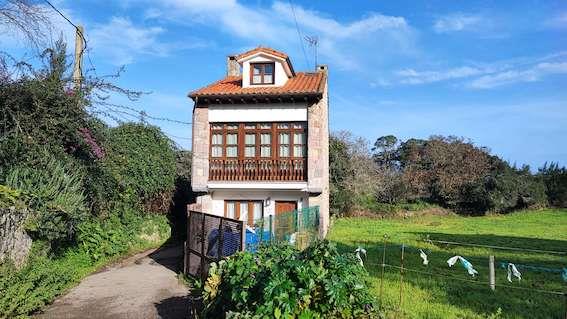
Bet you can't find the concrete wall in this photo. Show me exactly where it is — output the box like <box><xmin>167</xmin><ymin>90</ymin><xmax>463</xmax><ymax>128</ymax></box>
<box><xmin>191</xmin><ymin>106</ymin><xmax>209</xmax><ymax>192</ymax></box>
<box><xmin>241</xmin><ymin>55</ymin><xmax>290</xmax><ymax>88</ymax></box>
<box><xmin>209</xmin><ymin>103</ymin><xmax>307</xmax><ymax>123</ymax></box>
<box><xmin>0</xmin><ymin>206</ymin><xmax>32</xmax><ymax>268</ymax></box>
<box><xmin>209</xmin><ymin>189</ymin><xmax>307</xmax><ymax>220</ymax></box>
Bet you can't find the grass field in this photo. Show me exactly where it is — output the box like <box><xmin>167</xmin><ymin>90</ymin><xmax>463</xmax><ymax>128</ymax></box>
<box><xmin>328</xmin><ymin>209</ymin><xmax>567</xmax><ymax>319</ymax></box>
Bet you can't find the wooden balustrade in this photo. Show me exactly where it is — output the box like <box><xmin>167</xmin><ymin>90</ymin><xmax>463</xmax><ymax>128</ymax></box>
<box><xmin>209</xmin><ymin>158</ymin><xmax>306</xmax><ymax>181</ymax></box>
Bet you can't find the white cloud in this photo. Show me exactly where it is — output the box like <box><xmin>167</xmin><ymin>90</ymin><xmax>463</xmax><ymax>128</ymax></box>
<box><xmin>389</xmin><ymin>53</ymin><xmax>567</xmax><ymax>89</ymax></box>
<box><xmin>433</xmin><ymin>13</ymin><xmax>484</xmax><ymax>33</ymax></box>
<box><xmin>89</xmin><ymin>17</ymin><xmax>168</xmax><ymax>65</ymax></box>
<box><xmin>469</xmin><ymin>61</ymin><xmax>567</xmax><ymax>89</ymax></box>
<box><xmin>395</xmin><ymin>66</ymin><xmax>484</xmax><ymax>84</ymax></box>
<box><xmin>143</xmin><ymin>0</ymin><xmax>415</xmax><ymax>71</ymax></box>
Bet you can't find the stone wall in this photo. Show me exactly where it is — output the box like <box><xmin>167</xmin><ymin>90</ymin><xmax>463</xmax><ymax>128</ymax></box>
<box><xmin>0</xmin><ymin>206</ymin><xmax>32</xmax><ymax>267</ymax></box>
<box><xmin>307</xmin><ymin>65</ymin><xmax>330</xmax><ymax>236</ymax></box>
<box><xmin>191</xmin><ymin>106</ymin><xmax>209</xmax><ymax>192</ymax></box>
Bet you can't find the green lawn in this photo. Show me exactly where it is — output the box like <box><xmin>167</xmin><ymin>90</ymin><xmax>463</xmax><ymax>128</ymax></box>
<box><xmin>328</xmin><ymin>209</ymin><xmax>567</xmax><ymax>319</ymax></box>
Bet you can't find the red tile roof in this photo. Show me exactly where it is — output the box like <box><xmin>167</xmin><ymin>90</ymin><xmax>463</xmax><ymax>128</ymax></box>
<box><xmin>189</xmin><ymin>72</ymin><xmax>325</xmax><ymax>100</ymax></box>
<box><xmin>235</xmin><ymin>47</ymin><xmax>288</xmax><ymax>60</ymax></box>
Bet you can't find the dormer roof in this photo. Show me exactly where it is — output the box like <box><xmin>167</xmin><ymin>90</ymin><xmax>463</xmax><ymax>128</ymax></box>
<box><xmin>235</xmin><ymin>47</ymin><xmax>288</xmax><ymax>60</ymax></box>
<box><xmin>235</xmin><ymin>46</ymin><xmax>295</xmax><ymax>77</ymax></box>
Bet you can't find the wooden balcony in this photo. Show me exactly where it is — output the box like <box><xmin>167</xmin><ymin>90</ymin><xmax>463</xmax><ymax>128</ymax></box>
<box><xmin>209</xmin><ymin>158</ymin><xmax>306</xmax><ymax>181</ymax></box>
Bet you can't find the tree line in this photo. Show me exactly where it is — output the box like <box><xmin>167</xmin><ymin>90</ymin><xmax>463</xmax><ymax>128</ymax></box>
<box><xmin>330</xmin><ymin>132</ymin><xmax>567</xmax><ymax>216</ymax></box>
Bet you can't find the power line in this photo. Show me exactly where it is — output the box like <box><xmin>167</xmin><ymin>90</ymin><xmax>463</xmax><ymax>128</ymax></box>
<box><xmin>288</xmin><ymin>0</ymin><xmax>310</xmax><ymax>70</ymax></box>
<box><xmin>43</xmin><ymin>0</ymin><xmax>87</xmax><ymax>58</ymax></box>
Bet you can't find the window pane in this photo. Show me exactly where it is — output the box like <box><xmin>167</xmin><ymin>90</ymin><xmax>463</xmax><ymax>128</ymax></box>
<box><xmin>226</xmin><ymin>146</ymin><xmax>237</xmax><ymax>157</ymax></box>
<box><xmin>253</xmin><ymin>75</ymin><xmax>262</xmax><ymax>83</ymax></box>
<box><xmin>226</xmin><ymin>124</ymin><xmax>238</xmax><ymax>130</ymax></box>
<box><xmin>277</xmin><ymin>123</ymin><xmax>289</xmax><ymax>129</ymax></box>
<box><xmin>293</xmin><ymin>133</ymin><xmax>305</xmax><ymax>145</ymax></box>
<box><xmin>264</xmin><ymin>64</ymin><xmax>274</xmax><ymax>74</ymax></box>
<box><xmin>239</xmin><ymin>202</ymin><xmax>248</xmax><ymax>222</ymax></box>
<box><xmin>280</xmin><ymin>145</ymin><xmax>289</xmax><ymax>157</ymax></box>
<box><xmin>212</xmin><ymin>124</ymin><xmax>223</xmax><ymax>130</ymax></box>
<box><xmin>244</xmin><ymin>123</ymin><xmax>256</xmax><ymax>129</ymax></box>
<box><xmin>260</xmin><ymin>133</ymin><xmax>271</xmax><ymax>144</ymax></box>
<box><xmin>259</xmin><ymin>123</ymin><xmax>271</xmax><ymax>129</ymax></box>
<box><xmin>292</xmin><ymin>123</ymin><xmax>304</xmax><ymax>129</ymax></box>
<box><xmin>245</xmin><ymin>146</ymin><xmax>255</xmax><ymax>157</ymax></box>
<box><xmin>263</xmin><ymin>74</ymin><xmax>273</xmax><ymax>83</ymax></box>
<box><xmin>279</xmin><ymin>133</ymin><xmax>290</xmax><ymax>144</ymax></box>
<box><xmin>294</xmin><ymin>145</ymin><xmax>306</xmax><ymax>157</ymax></box>
<box><xmin>245</xmin><ymin>134</ymin><xmax>255</xmax><ymax>144</ymax></box>
<box><xmin>212</xmin><ymin>146</ymin><xmax>222</xmax><ymax>157</ymax></box>
<box><xmin>253</xmin><ymin>65</ymin><xmax>261</xmax><ymax>75</ymax></box>
<box><xmin>226</xmin><ymin>202</ymin><xmax>236</xmax><ymax>219</ymax></box>
<box><xmin>261</xmin><ymin>146</ymin><xmax>271</xmax><ymax>157</ymax></box>
<box><xmin>226</xmin><ymin>133</ymin><xmax>237</xmax><ymax>145</ymax></box>
<box><xmin>253</xmin><ymin>202</ymin><xmax>262</xmax><ymax>220</ymax></box>
<box><xmin>212</xmin><ymin>134</ymin><xmax>223</xmax><ymax>145</ymax></box>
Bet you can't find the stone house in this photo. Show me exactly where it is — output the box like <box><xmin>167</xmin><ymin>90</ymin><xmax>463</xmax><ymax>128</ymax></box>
<box><xmin>188</xmin><ymin>47</ymin><xmax>329</xmax><ymax>237</ymax></box>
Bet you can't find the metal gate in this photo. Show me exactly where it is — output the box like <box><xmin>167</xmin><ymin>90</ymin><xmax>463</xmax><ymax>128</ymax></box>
<box><xmin>184</xmin><ymin>210</ymin><xmax>244</xmax><ymax>281</ymax></box>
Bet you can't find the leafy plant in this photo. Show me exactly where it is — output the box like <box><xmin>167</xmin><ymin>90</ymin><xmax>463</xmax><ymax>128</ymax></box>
<box><xmin>202</xmin><ymin>241</ymin><xmax>375</xmax><ymax>318</ymax></box>
<box><xmin>5</xmin><ymin>153</ymin><xmax>87</xmax><ymax>244</ymax></box>
<box><xmin>100</xmin><ymin>123</ymin><xmax>176</xmax><ymax>212</ymax></box>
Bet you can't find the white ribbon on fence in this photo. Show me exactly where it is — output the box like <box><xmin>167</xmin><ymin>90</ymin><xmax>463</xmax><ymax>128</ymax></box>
<box><xmin>507</xmin><ymin>263</ymin><xmax>522</xmax><ymax>282</ymax></box>
<box><xmin>419</xmin><ymin>249</ymin><xmax>429</xmax><ymax>265</ymax></box>
<box><xmin>355</xmin><ymin>247</ymin><xmax>367</xmax><ymax>267</ymax></box>
<box><xmin>447</xmin><ymin>255</ymin><xmax>479</xmax><ymax>277</ymax></box>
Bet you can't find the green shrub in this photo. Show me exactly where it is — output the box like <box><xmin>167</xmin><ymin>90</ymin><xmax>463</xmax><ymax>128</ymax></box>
<box><xmin>101</xmin><ymin>123</ymin><xmax>176</xmax><ymax>211</ymax></box>
<box><xmin>5</xmin><ymin>153</ymin><xmax>87</xmax><ymax>244</ymax></box>
<box><xmin>77</xmin><ymin>206</ymin><xmax>170</xmax><ymax>261</ymax></box>
<box><xmin>0</xmin><ymin>212</ymin><xmax>170</xmax><ymax>317</ymax></box>
<box><xmin>202</xmin><ymin>241</ymin><xmax>375</xmax><ymax>318</ymax></box>
<box><xmin>539</xmin><ymin>162</ymin><xmax>567</xmax><ymax>208</ymax></box>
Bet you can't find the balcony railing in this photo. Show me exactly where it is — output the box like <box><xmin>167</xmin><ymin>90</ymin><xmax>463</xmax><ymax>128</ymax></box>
<box><xmin>209</xmin><ymin>158</ymin><xmax>306</xmax><ymax>181</ymax></box>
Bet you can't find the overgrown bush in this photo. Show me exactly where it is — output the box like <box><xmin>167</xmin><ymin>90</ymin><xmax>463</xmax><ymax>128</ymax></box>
<box><xmin>202</xmin><ymin>241</ymin><xmax>375</xmax><ymax>318</ymax></box>
<box><xmin>100</xmin><ymin>123</ymin><xmax>176</xmax><ymax>212</ymax></box>
<box><xmin>77</xmin><ymin>206</ymin><xmax>170</xmax><ymax>261</ymax></box>
<box><xmin>0</xmin><ymin>211</ymin><xmax>170</xmax><ymax>318</ymax></box>
<box><xmin>539</xmin><ymin>162</ymin><xmax>567</xmax><ymax>207</ymax></box>
<box><xmin>5</xmin><ymin>152</ymin><xmax>87</xmax><ymax>244</ymax></box>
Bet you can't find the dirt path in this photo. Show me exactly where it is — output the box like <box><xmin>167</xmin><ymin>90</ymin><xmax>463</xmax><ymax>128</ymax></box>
<box><xmin>37</xmin><ymin>244</ymin><xmax>190</xmax><ymax>319</ymax></box>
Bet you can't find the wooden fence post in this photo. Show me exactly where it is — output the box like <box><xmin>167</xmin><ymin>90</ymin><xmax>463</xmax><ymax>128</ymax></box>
<box><xmin>379</xmin><ymin>235</ymin><xmax>387</xmax><ymax>310</ymax></box>
<box><xmin>489</xmin><ymin>255</ymin><xmax>495</xmax><ymax>291</ymax></box>
<box><xmin>399</xmin><ymin>244</ymin><xmax>405</xmax><ymax>314</ymax></box>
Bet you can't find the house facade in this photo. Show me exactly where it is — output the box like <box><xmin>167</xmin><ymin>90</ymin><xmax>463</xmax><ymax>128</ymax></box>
<box><xmin>188</xmin><ymin>47</ymin><xmax>329</xmax><ymax>237</ymax></box>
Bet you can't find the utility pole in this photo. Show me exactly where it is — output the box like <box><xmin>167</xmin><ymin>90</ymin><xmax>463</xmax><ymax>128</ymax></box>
<box><xmin>73</xmin><ymin>25</ymin><xmax>84</xmax><ymax>90</ymax></box>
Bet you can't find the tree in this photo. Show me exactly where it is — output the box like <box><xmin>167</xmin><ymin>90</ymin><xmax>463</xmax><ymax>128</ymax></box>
<box><xmin>0</xmin><ymin>0</ymin><xmax>52</xmax><ymax>48</ymax></box>
<box><xmin>372</xmin><ymin>135</ymin><xmax>399</xmax><ymax>168</ymax></box>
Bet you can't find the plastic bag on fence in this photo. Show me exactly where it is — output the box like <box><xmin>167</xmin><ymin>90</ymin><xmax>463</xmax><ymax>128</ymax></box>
<box><xmin>506</xmin><ymin>263</ymin><xmax>522</xmax><ymax>282</ymax></box>
<box><xmin>355</xmin><ymin>247</ymin><xmax>367</xmax><ymax>267</ymax></box>
<box><xmin>419</xmin><ymin>249</ymin><xmax>429</xmax><ymax>265</ymax></box>
<box><xmin>447</xmin><ymin>255</ymin><xmax>479</xmax><ymax>277</ymax></box>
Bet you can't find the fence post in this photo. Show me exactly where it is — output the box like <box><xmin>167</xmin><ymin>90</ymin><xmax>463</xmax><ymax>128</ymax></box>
<box><xmin>489</xmin><ymin>255</ymin><xmax>495</xmax><ymax>291</ymax></box>
<box><xmin>399</xmin><ymin>244</ymin><xmax>405</xmax><ymax>314</ymax></box>
<box><xmin>269</xmin><ymin>214</ymin><xmax>273</xmax><ymax>242</ymax></box>
<box><xmin>379</xmin><ymin>235</ymin><xmax>387</xmax><ymax>310</ymax></box>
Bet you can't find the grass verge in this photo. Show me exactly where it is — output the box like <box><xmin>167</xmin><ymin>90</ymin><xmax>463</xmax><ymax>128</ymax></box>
<box><xmin>0</xmin><ymin>213</ymin><xmax>171</xmax><ymax>318</ymax></box>
<box><xmin>328</xmin><ymin>209</ymin><xmax>567</xmax><ymax>319</ymax></box>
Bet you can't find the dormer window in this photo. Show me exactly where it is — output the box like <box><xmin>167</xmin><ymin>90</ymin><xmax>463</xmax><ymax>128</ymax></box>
<box><xmin>250</xmin><ymin>62</ymin><xmax>274</xmax><ymax>85</ymax></box>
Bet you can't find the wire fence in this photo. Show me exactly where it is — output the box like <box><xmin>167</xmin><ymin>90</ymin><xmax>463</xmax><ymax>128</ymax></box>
<box><xmin>245</xmin><ymin>206</ymin><xmax>320</xmax><ymax>252</ymax></box>
<box><xmin>354</xmin><ymin>236</ymin><xmax>567</xmax><ymax>318</ymax></box>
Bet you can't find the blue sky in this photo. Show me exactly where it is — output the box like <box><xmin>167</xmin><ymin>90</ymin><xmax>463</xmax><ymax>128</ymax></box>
<box><xmin>1</xmin><ymin>0</ymin><xmax>566</xmax><ymax>168</ymax></box>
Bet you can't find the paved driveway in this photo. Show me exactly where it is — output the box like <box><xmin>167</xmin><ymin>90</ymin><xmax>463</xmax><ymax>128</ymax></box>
<box><xmin>37</xmin><ymin>244</ymin><xmax>189</xmax><ymax>319</ymax></box>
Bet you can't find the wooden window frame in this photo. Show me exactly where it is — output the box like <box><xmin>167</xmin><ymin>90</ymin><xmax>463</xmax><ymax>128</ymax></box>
<box><xmin>210</xmin><ymin>122</ymin><xmax>307</xmax><ymax>161</ymax></box>
<box><xmin>250</xmin><ymin>62</ymin><xmax>275</xmax><ymax>85</ymax></box>
<box><xmin>224</xmin><ymin>200</ymin><xmax>264</xmax><ymax>226</ymax></box>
